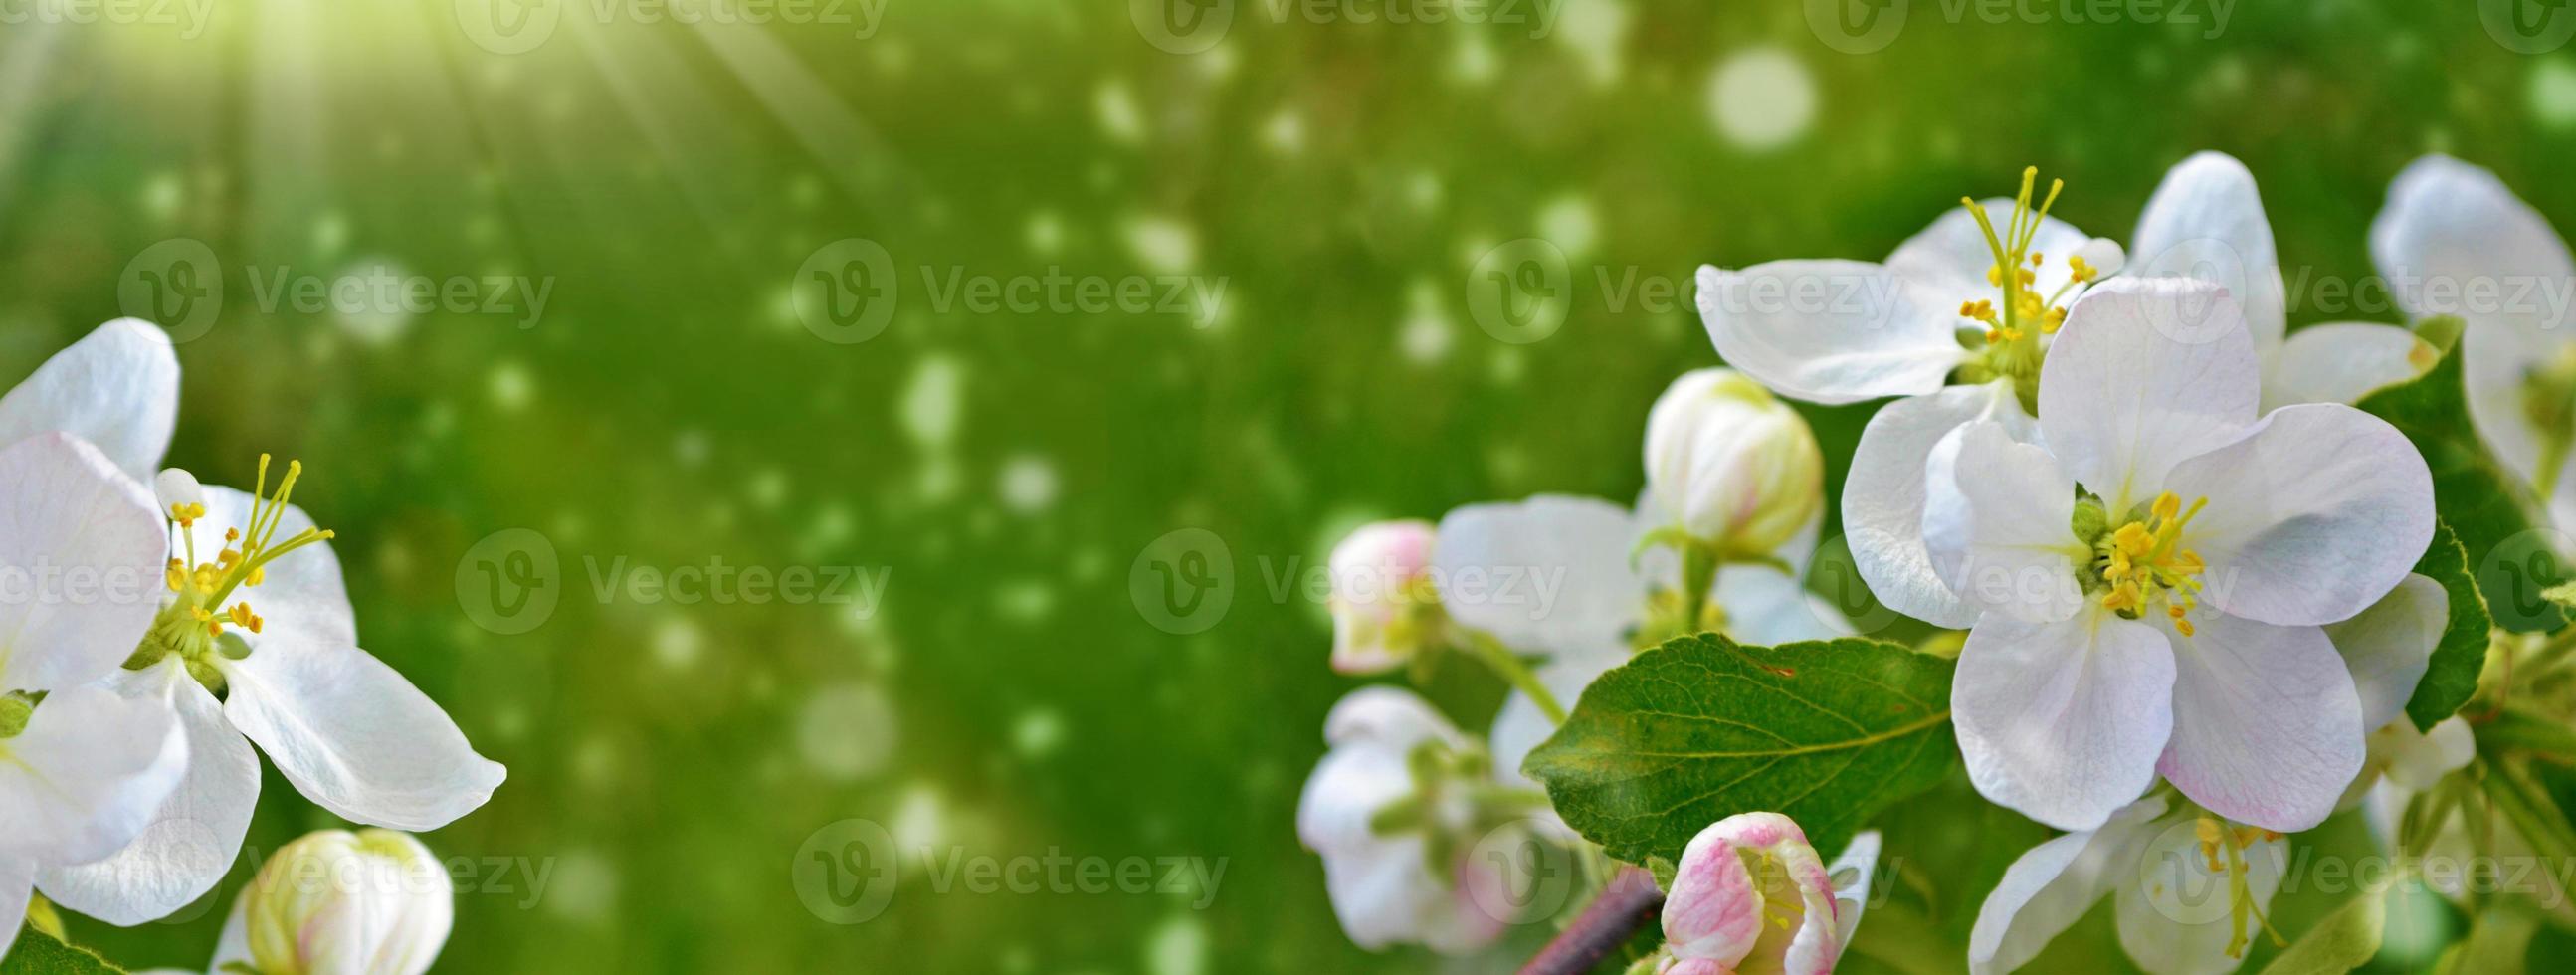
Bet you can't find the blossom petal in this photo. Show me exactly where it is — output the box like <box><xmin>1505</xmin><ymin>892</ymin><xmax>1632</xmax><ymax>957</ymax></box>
<box><xmin>0</xmin><ymin>433</ymin><xmax>168</xmax><ymax>693</ymax></box>
<box><xmin>1844</xmin><ymin>382</ymin><xmax>2035</xmax><ymax>629</ymax></box>
<box><xmin>0</xmin><ymin>319</ymin><xmax>178</xmax><ymax>482</ymax></box>
<box><xmin>1695</xmin><ymin>262</ymin><xmax>1964</xmax><ymax>405</ymax></box>
<box><xmin>1886</xmin><ymin>200</ymin><xmax>2095</xmax><ymax>305</ymax></box>
<box><xmin>0</xmin><ymin>860</ymin><xmax>31</xmax><ymax>961</ymax></box>
<box><xmin>1826</xmin><ymin>831</ymin><xmax>1882</xmax><ymax>946</ymax></box>
<box><xmin>2267</xmin><ymin>322</ymin><xmax>2439</xmax><ymax>410</ymax></box>
<box><xmin>1969</xmin><ymin>796</ymin><xmax>2168</xmax><ymax>975</ymax></box>
<box><xmin>2370</xmin><ymin>155</ymin><xmax>2576</xmax><ymax>491</ymax></box>
<box><xmin>2040</xmin><ymin>278</ymin><xmax>2262</xmax><ymax>510</ymax></box>
<box><xmin>2112</xmin><ymin>819</ymin><xmax>2287</xmax><ymax>975</ymax></box>
<box><xmin>2130</xmin><ymin>151</ymin><xmax>2287</xmax><ymax>356</ymax></box>
<box><xmin>218</xmin><ymin>636</ymin><xmax>504</xmax><ymax>832</ymax></box>
<box><xmin>1954</xmin><ymin>610</ymin><xmax>2175</xmax><ymax>832</ymax></box>
<box><xmin>1924</xmin><ymin>421</ymin><xmax>2087</xmax><ymax>624</ymax></box>
<box><xmin>37</xmin><ymin>658</ymin><xmax>260</xmax><ymax>926</ymax></box>
<box><xmin>2158</xmin><ymin>612</ymin><xmax>2365</xmax><ymax>832</ymax></box>
<box><xmin>2325</xmin><ymin>573</ymin><xmax>2449</xmax><ymax>731</ymax></box>
<box><xmin>0</xmin><ymin>684</ymin><xmax>186</xmax><ymax>866</ymax></box>
<box><xmin>1433</xmin><ymin>494</ymin><xmax>1639</xmax><ymax>659</ymax></box>
<box><xmin>2161</xmin><ymin>404</ymin><xmax>2435</xmax><ymax>627</ymax></box>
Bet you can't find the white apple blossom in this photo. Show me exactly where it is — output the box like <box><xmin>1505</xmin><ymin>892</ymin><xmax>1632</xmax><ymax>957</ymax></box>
<box><xmin>1654</xmin><ymin>813</ymin><xmax>1878</xmax><ymax>975</ymax></box>
<box><xmin>1916</xmin><ymin>277</ymin><xmax>2432</xmax><ymax>834</ymax></box>
<box><xmin>0</xmin><ymin>432</ymin><xmax>190</xmax><ymax>960</ymax></box>
<box><xmin>1325</xmin><ymin>519</ymin><xmax>1442</xmax><ymax>674</ymax></box>
<box><xmin>1435</xmin><ymin>492</ymin><xmax>1849</xmax><ymax>792</ymax></box>
<box><xmin>2370</xmin><ymin>154</ymin><xmax>2576</xmax><ymax>529</ymax></box>
<box><xmin>0</xmin><ymin>320</ymin><xmax>505</xmax><ymax>927</ymax></box>
<box><xmin>1296</xmin><ymin>686</ymin><xmax>1544</xmax><ymax>955</ymax></box>
<box><xmin>1701</xmin><ymin>154</ymin><xmax>2437</xmax><ymax>632</ymax></box>
<box><xmin>1643</xmin><ymin>368</ymin><xmax>1824</xmax><ymax>559</ymax></box>
<box><xmin>1971</xmin><ymin>794</ymin><xmax>2288</xmax><ymax>975</ymax></box>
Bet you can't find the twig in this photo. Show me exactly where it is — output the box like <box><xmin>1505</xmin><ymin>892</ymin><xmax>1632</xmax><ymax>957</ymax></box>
<box><xmin>1518</xmin><ymin>866</ymin><xmax>1663</xmax><ymax>975</ymax></box>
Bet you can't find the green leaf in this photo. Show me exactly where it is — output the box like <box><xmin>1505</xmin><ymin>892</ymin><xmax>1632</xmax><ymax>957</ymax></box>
<box><xmin>2357</xmin><ymin>344</ymin><xmax>2567</xmax><ymax>633</ymax></box>
<box><xmin>2406</xmin><ymin>522</ymin><xmax>2496</xmax><ymax>731</ymax></box>
<box><xmin>2257</xmin><ymin>884</ymin><xmax>2387</xmax><ymax>975</ymax></box>
<box><xmin>1522</xmin><ymin>633</ymin><xmax>1956</xmax><ymax>866</ymax></box>
<box><xmin>0</xmin><ymin>927</ymin><xmax>126</xmax><ymax>975</ymax></box>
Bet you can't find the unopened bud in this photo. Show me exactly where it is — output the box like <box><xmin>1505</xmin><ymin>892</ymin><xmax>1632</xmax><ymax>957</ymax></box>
<box><xmin>1326</xmin><ymin>520</ymin><xmax>1443</xmax><ymax>674</ymax></box>
<box><xmin>243</xmin><ymin>829</ymin><xmax>453</xmax><ymax>975</ymax></box>
<box><xmin>1643</xmin><ymin>369</ymin><xmax>1823</xmax><ymax>557</ymax></box>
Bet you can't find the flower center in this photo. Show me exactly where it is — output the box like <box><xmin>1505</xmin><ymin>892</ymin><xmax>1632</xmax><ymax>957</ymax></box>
<box><xmin>1953</xmin><ymin>166</ymin><xmax>2101</xmax><ymax>399</ymax></box>
<box><xmin>2192</xmin><ymin>815</ymin><xmax>2286</xmax><ymax>959</ymax></box>
<box><xmin>126</xmin><ymin>454</ymin><xmax>336</xmax><ymax>691</ymax></box>
<box><xmin>2093</xmin><ymin>491</ymin><xmax>2208</xmax><ymax>635</ymax></box>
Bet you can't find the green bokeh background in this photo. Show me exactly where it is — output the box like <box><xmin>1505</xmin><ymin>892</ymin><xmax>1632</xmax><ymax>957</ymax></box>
<box><xmin>3</xmin><ymin>0</ymin><xmax>2573</xmax><ymax>970</ymax></box>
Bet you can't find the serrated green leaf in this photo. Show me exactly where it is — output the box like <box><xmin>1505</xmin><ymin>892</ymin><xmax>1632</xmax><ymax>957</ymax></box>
<box><xmin>1522</xmin><ymin>633</ymin><xmax>1956</xmax><ymax>866</ymax></box>
<box><xmin>2357</xmin><ymin>344</ymin><xmax>2566</xmax><ymax>633</ymax></box>
<box><xmin>2258</xmin><ymin>884</ymin><xmax>2386</xmax><ymax>975</ymax></box>
<box><xmin>0</xmin><ymin>927</ymin><xmax>126</xmax><ymax>975</ymax></box>
<box><xmin>2406</xmin><ymin>522</ymin><xmax>2496</xmax><ymax>731</ymax></box>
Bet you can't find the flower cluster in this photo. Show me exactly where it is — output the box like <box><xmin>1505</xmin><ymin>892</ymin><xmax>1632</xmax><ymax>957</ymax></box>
<box><xmin>0</xmin><ymin>321</ymin><xmax>503</xmax><ymax>968</ymax></box>
<box><xmin>1296</xmin><ymin>151</ymin><xmax>2576</xmax><ymax>974</ymax></box>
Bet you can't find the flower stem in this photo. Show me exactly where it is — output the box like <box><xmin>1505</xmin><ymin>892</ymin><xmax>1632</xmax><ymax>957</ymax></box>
<box><xmin>1518</xmin><ymin>865</ymin><xmax>1662</xmax><ymax>975</ymax></box>
<box><xmin>1463</xmin><ymin>629</ymin><xmax>1565</xmax><ymax>724</ymax></box>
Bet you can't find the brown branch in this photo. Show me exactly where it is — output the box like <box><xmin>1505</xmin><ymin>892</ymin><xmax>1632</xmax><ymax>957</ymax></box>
<box><xmin>1518</xmin><ymin>865</ymin><xmax>1664</xmax><ymax>975</ymax></box>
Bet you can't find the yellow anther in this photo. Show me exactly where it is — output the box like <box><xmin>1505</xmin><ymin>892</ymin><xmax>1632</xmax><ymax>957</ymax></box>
<box><xmin>189</xmin><ymin>605</ymin><xmax>212</xmax><ymax>622</ymax></box>
<box><xmin>2069</xmin><ymin>255</ymin><xmax>2095</xmax><ymax>283</ymax></box>
<box><xmin>2042</xmin><ymin>306</ymin><xmax>2068</xmax><ymax>334</ymax></box>
<box><xmin>2030</xmin><ymin>252</ymin><xmax>2045</xmax><ymax>266</ymax></box>
<box><xmin>227</xmin><ymin>603</ymin><xmax>257</xmax><ymax>629</ymax></box>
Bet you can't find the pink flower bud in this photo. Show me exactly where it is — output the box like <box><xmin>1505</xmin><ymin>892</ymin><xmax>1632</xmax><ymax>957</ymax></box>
<box><xmin>1662</xmin><ymin>812</ymin><xmax>1844</xmax><ymax>975</ymax></box>
<box><xmin>1326</xmin><ymin>519</ymin><xmax>1442</xmax><ymax>674</ymax></box>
